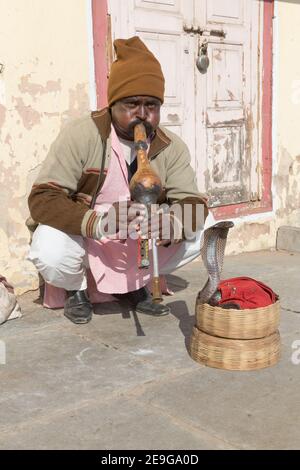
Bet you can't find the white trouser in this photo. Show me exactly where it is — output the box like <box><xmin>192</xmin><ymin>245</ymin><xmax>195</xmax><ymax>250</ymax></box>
<box><xmin>28</xmin><ymin>225</ymin><xmax>202</xmax><ymax>291</ymax></box>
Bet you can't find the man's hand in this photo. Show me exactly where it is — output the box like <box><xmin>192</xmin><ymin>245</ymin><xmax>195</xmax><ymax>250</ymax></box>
<box><xmin>96</xmin><ymin>201</ymin><xmax>146</xmax><ymax>239</ymax></box>
<box><xmin>138</xmin><ymin>209</ymin><xmax>182</xmax><ymax>246</ymax></box>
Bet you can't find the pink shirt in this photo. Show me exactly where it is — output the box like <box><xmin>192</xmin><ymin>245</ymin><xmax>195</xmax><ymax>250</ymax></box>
<box><xmin>43</xmin><ymin>125</ymin><xmax>177</xmax><ymax>307</ymax></box>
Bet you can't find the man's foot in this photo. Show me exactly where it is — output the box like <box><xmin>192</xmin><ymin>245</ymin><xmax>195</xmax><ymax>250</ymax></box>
<box><xmin>64</xmin><ymin>290</ymin><xmax>93</xmax><ymax>324</ymax></box>
<box><xmin>136</xmin><ymin>299</ymin><xmax>170</xmax><ymax>316</ymax></box>
<box><xmin>114</xmin><ymin>287</ymin><xmax>170</xmax><ymax>316</ymax></box>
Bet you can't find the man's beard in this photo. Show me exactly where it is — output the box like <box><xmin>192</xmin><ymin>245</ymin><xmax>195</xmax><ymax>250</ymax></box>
<box><xmin>127</xmin><ymin>119</ymin><xmax>154</xmax><ymax>140</ymax></box>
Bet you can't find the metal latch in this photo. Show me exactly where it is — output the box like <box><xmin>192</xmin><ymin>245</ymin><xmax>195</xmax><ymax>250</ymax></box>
<box><xmin>196</xmin><ymin>40</ymin><xmax>209</xmax><ymax>74</ymax></box>
<box><xmin>183</xmin><ymin>24</ymin><xmax>226</xmax><ymax>38</ymax></box>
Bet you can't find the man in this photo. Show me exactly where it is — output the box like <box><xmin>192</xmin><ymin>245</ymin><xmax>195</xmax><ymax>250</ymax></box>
<box><xmin>27</xmin><ymin>36</ymin><xmax>208</xmax><ymax>324</ymax></box>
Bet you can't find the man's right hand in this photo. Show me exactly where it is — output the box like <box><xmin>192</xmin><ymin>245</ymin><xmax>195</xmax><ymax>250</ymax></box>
<box><xmin>96</xmin><ymin>201</ymin><xmax>147</xmax><ymax>239</ymax></box>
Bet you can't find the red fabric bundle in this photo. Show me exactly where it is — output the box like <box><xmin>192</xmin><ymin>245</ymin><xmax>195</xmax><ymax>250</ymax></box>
<box><xmin>216</xmin><ymin>277</ymin><xmax>278</xmax><ymax>309</ymax></box>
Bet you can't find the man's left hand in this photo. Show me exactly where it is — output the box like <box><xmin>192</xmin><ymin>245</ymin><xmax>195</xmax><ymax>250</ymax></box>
<box><xmin>138</xmin><ymin>210</ymin><xmax>181</xmax><ymax>246</ymax></box>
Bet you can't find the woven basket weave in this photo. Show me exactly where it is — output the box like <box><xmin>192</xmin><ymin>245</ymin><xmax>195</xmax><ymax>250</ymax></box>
<box><xmin>195</xmin><ymin>300</ymin><xmax>280</xmax><ymax>340</ymax></box>
<box><xmin>190</xmin><ymin>327</ymin><xmax>281</xmax><ymax>371</ymax></box>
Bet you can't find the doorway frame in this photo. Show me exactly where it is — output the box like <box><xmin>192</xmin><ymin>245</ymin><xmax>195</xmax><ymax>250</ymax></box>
<box><xmin>92</xmin><ymin>0</ymin><xmax>274</xmax><ymax>218</ymax></box>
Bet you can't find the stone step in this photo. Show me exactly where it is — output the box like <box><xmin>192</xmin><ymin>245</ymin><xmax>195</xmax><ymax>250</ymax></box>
<box><xmin>276</xmin><ymin>225</ymin><xmax>300</xmax><ymax>253</ymax></box>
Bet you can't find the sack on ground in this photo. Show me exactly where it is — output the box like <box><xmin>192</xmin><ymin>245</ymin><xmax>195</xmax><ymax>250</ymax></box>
<box><xmin>0</xmin><ymin>276</ymin><xmax>22</xmax><ymax>325</ymax></box>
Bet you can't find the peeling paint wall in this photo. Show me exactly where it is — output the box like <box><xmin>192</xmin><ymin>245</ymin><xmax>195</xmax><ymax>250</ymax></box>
<box><xmin>226</xmin><ymin>217</ymin><xmax>275</xmax><ymax>255</ymax></box>
<box><xmin>0</xmin><ymin>0</ymin><xmax>91</xmax><ymax>293</ymax></box>
<box><xmin>225</xmin><ymin>0</ymin><xmax>300</xmax><ymax>256</ymax></box>
<box><xmin>273</xmin><ymin>0</ymin><xmax>300</xmax><ymax>229</ymax></box>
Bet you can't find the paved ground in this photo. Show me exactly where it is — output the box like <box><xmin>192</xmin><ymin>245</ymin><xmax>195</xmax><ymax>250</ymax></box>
<box><xmin>0</xmin><ymin>250</ymin><xmax>299</xmax><ymax>450</ymax></box>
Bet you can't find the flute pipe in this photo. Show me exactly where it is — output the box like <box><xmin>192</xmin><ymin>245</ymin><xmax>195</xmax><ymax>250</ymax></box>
<box><xmin>152</xmin><ymin>277</ymin><xmax>162</xmax><ymax>303</ymax></box>
<box><xmin>139</xmin><ymin>238</ymin><xmax>150</xmax><ymax>269</ymax></box>
<box><xmin>151</xmin><ymin>239</ymin><xmax>162</xmax><ymax>303</ymax></box>
<box><xmin>152</xmin><ymin>239</ymin><xmax>159</xmax><ymax>278</ymax></box>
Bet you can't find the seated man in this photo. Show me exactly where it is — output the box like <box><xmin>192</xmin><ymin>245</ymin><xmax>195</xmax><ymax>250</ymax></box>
<box><xmin>27</xmin><ymin>36</ymin><xmax>208</xmax><ymax>324</ymax></box>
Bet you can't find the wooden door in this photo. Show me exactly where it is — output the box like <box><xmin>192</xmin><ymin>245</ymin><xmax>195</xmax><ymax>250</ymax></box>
<box><xmin>107</xmin><ymin>0</ymin><xmax>262</xmax><ymax>207</ymax></box>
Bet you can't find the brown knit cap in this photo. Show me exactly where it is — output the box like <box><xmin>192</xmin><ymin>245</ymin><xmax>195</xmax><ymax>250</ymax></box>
<box><xmin>108</xmin><ymin>36</ymin><xmax>165</xmax><ymax>106</ymax></box>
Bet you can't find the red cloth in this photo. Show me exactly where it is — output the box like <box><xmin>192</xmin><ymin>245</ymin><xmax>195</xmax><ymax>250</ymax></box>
<box><xmin>217</xmin><ymin>277</ymin><xmax>278</xmax><ymax>309</ymax></box>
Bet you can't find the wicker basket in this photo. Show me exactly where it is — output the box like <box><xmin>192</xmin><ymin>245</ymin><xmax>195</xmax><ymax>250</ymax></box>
<box><xmin>195</xmin><ymin>300</ymin><xmax>280</xmax><ymax>340</ymax></box>
<box><xmin>190</xmin><ymin>327</ymin><xmax>281</xmax><ymax>371</ymax></box>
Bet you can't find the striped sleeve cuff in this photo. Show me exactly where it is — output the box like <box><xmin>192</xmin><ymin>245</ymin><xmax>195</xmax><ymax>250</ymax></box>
<box><xmin>81</xmin><ymin>209</ymin><xmax>102</xmax><ymax>239</ymax></box>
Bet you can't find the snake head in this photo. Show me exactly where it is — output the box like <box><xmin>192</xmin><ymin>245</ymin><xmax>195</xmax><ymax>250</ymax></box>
<box><xmin>211</xmin><ymin>221</ymin><xmax>234</xmax><ymax>239</ymax></box>
<box><xmin>211</xmin><ymin>221</ymin><xmax>234</xmax><ymax>230</ymax></box>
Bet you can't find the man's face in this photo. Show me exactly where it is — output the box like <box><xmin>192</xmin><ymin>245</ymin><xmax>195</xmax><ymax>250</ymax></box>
<box><xmin>111</xmin><ymin>95</ymin><xmax>161</xmax><ymax>141</ymax></box>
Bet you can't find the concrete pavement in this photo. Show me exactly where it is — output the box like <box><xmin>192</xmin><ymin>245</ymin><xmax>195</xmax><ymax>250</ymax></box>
<box><xmin>0</xmin><ymin>250</ymin><xmax>299</xmax><ymax>449</ymax></box>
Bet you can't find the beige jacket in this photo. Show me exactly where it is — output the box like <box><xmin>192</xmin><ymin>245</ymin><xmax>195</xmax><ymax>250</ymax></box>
<box><xmin>28</xmin><ymin>108</ymin><xmax>207</xmax><ymax>238</ymax></box>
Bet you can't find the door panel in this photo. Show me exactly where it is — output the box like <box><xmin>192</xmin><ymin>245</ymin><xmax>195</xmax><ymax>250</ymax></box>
<box><xmin>208</xmin><ymin>44</ymin><xmax>243</xmax><ymax>107</ymax></box>
<box><xmin>206</xmin><ymin>0</ymin><xmax>243</xmax><ymax>24</ymax></box>
<box><xmin>204</xmin><ymin>40</ymin><xmax>249</xmax><ymax>205</ymax></box>
<box><xmin>135</xmin><ymin>0</ymin><xmax>181</xmax><ymax>11</ymax></box>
